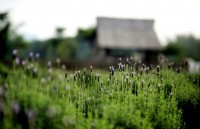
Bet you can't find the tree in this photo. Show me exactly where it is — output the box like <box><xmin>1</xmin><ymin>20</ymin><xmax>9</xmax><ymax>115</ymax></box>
<box><xmin>57</xmin><ymin>38</ymin><xmax>77</xmax><ymax>60</ymax></box>
<box><xmin>163</xmin><ymin>35</ymin><xmax>200</xmax><ymax>61</ymax></box>
<box><xmin>0</xmin><ymin>12</ymin><xmax>9</xmax><ymax>60</ymax></box>
<box><xmin>76</xmin><ymin>27</ymin><xmax>96</xmax><ymax>45</ymax></box>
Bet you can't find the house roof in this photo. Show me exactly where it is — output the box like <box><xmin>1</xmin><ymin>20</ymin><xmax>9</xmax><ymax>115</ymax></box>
<box><xmin>97</xmin><ymin>17</ymin><xmax>162</xmax><ymax>50</ymax></box>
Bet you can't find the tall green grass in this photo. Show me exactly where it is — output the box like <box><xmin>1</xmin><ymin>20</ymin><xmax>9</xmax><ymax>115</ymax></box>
<box><xmin>0</xmin><ymin>57</ymin><xmax>199</xmax><ymax>129</ymax></box>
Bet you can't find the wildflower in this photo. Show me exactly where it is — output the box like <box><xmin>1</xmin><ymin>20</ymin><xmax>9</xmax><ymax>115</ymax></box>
<box><xmin>142</xmin><ymin>64</ymin><xmax>146</xmax><ymax>70</ymax></box>
<box><xmin>41</xmin><ymin>77</ymin><xmax>46</xmax><ymax>84</ymax></box>
<box><xmin>46</xmin><ymin>105</ymin><xmax>61</xmax><ymax>118</ymax></box>
<box><xmin>91</xmin><ymin>120</ymin><xmax>96</xmax><ymax>129</ymax></box>
<box><xmin>97</xmin><ymin>74</ymin><xmax>100</xmax><ymax>82</ymax></box>
<box><xmin>27</xmin><ymin>109</ymin><xmax>35</xmax><ymax>121</ymax></box>
<box><xmin>90</xmin><ymin>66</ymin><xmax>93</xmax><ymax>72</ymax></box>
<box><xmin>62</xmin><ymin>64</ymin><xmax>66</xmax><ymax>70</ymax></box>
<box><xmin>29</xmin><ymin>51</ymin><xmax>34</xmax><ymax>61</ymax></box>
<box><xmin>169</xmin><ymin>92</ymin><xmax>173</xmax><ymax>98</ymax></box>
<box><xmin>56</xmin><ymin>58</ymin><xmax>61</xmax><ymax>66</ymax></box>
<box><xmin>66</xmin><ymin>85</ymin><xmax>70</xmax><ymax>90</ymax></box>
<box><xmin>131</xmin><ymin>72</ymin><xmax>134</xmax><ymax>78</ymax></box>
<box><xmin>118</xmin><ymin>63</ymin><xmax>122</xmax><ymax>71</ymax></box>
<box><xmin>118</xmin><ymin>57</ymin><xmax>121</xmax><ymax>64</ymax></box>
<box><xmin>109</xmin><ymin>72</ymin><xmax>112</xmax><ymax>80</ymax></box>
<box><xmin>142</xmin><ymin>80</ymin><xmax>145</xmax><ymax>87</ymax></box>
<box><xmin>15</xmin><ymin>57</ymin><xmax>20</xmax><ymax>66</ymax></box>
<box><xmin>95</xmin><ymin>73</ymin><xmax>98</xmax><ymax>80</ymax></box>
<box><xmin>84</xmin><ymin>68</ymin><xmax>86</xmax><ymax>75</ymax></box>
<box><xmin>78</xmin><ymin>71</ymin><xmax>81</xmax><ymax>78</ymax></box>
<box><xmin>30</xmin><ymin>63</ymin><xmax>34</xmax><ymax>69</ymax></box>
<box><xmin>21</xmin><ymin>60</ymin><xmax>27</xmax><ymax>66</ymax></box>
<box><xmin>74</xmin><ymin>73</ymin><xmax>76</xmax><ymax>81</ymax></box>
<box><xmin>35</xmin><ymin>53</ymin><xmax>40</xmax><ymax>58</ymax></box>
<box><xmin>178</xmin><ymin>67</ymin><xmax>181</xmax><ymax>73</ymax></box>
<box><xmin>111</xmin><ymin>66</ymin><xmax>115</xmax><ymax>76</ymax></box>
<box><xmin>168</xmin><ymin>63</ymin><xmax>171</xmax><ymax>69</ymax></box>
<box><xmin>12</xmin><ymin>49</ymin><xmax>18</xmax><ymax>59</ymax></box>
<box><xmin>47</xmin><ymin>61</ymin><xmax>52</xmax><ymax>69</ymax></box>
<box><xmin>100</xmin><ymin>81</ymin><xmax>103</xmax><ymax>87</ymax></box>
<box><xmin>126</xmin><ymin>76</ymin><xmax>129</xmax><ymax>83</ymax></box>
<box><xmin>65</xmin><ymin>71</ymin><xmax>68</xmax><ymax>78</ymax></box>
<box><xmin>146</xmin><ymin>67</ymin><xmax>149</xmax><ymax>74</ymax></box>
<box><xmin>82</xmin><ymin>76</ymin><xmax>85</xmax><ymax>82</ymax></box>
<box><xmin>48</xmin><ymin>68</ymin><xmax>52</xmax><ymax>74</ymax></box>
<box><xmin>157</xmin><ymin>66</ymin><xmax>160</xmax><ymax>76</ymax></box>
<box><xmin>12</xmin><ymin>101</ymin><xmax>20</xmax><ymax>114</ymax></box>
<box><xmin>126</xmin><ymin>57</ymin><xmax>129</xmax><ymax>63</ymax></box>
<box><xmin>107</xmin><ymin>79</ymin><xmax>110</xmax><ymax>85</ymax></box>
<box><xmin>122</xmin><ymin>64</ymin><xmax>125</xmax><ymax>71</ymax></box>
<box><xmin>33</xmin><ymin>68</ymin><xmax>38</xmax><ymax>77</ymax></box>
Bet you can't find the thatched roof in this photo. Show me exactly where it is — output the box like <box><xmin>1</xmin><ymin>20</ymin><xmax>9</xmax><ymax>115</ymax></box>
<box><xmin>97</xmin><ymin>17</ymin><xmax>161</xmax><ymax>50</ymax></box>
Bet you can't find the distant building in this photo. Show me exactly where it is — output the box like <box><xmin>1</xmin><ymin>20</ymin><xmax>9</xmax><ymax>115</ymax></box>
<box><xmin>95</xmin><ymin>17</ymin><xmax>162</xmax><ymax>64</ymax></box>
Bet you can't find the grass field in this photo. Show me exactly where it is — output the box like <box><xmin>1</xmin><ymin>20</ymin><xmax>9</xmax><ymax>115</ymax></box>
<box><xmin>0</xmin><ymin>56</ymin><xmax>200</xmax><ymax>129</ymax></box>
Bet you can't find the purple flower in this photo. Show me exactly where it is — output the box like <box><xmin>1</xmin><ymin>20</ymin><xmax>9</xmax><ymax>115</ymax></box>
<box><xmin>12</xmin><ymin>101</ymin><xmax>20</xmax><ymax>114</ymax></box>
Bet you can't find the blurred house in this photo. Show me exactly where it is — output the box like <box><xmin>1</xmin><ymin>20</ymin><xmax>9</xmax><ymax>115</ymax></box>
<box><xmin>94</xmin><ymin>17</ymin><xmax>162</xmax><ymax>64</ymax></box>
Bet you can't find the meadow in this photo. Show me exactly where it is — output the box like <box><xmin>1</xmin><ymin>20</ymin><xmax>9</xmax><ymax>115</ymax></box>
<box><xmin>0</xmin><ymin>52</ymin><xmax>200</xmax><ymax>129</ymax></box>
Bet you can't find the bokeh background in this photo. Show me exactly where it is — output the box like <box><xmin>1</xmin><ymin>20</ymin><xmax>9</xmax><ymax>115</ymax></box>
<box><xmin>0</xmin><ymin>0</ymin><xmax>200</xmax><ymax>70</ymax></box>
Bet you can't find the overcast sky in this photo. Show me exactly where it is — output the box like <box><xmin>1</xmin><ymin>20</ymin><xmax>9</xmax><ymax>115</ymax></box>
<box><xmin>1</xmin><ymin>0</ymin><xmax>200</xmax><ymax>45</ymax></box>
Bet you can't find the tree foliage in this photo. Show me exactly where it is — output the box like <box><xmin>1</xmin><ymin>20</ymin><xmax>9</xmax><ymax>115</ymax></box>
<box><xmin>163</xmin><ymin>35</ymin><xmax>200</xmax><ymax>61</ymax></box>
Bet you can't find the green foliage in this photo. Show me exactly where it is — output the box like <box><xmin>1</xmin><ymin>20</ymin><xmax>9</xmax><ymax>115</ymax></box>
<box><xmin>164</xmin><ymin>35</ymin><xmax>200</xmax><ymax>61</ymax></box>
<box><xmin>0</xmin><ymin>12</ymin><xmax>10</xmax><ymax>60</ymax></box>
<box><xmin>57</xmin><ymin>38</ymin><xmax>78</xmax><ymax>60</ymax></box>
<box><xmin>76</xmin><ymin>27</ymin><xmax>96</xmax><ymax>42</ymax></box>
<box><xmin>0</xmin><ymin>11</ymin><xmax>29</xmax><ymax>61</ymax></box>
<box><xmin>0</xmin><ymin>55</ymin><xmax>200</xmax><ymax>129</ymax></box>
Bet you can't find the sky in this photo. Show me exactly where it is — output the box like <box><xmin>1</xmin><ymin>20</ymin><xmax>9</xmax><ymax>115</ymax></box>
<box><xmin>1</xmin><ymin>0</ymin><xmax>200</xmax><ymax>45</ymax></box>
